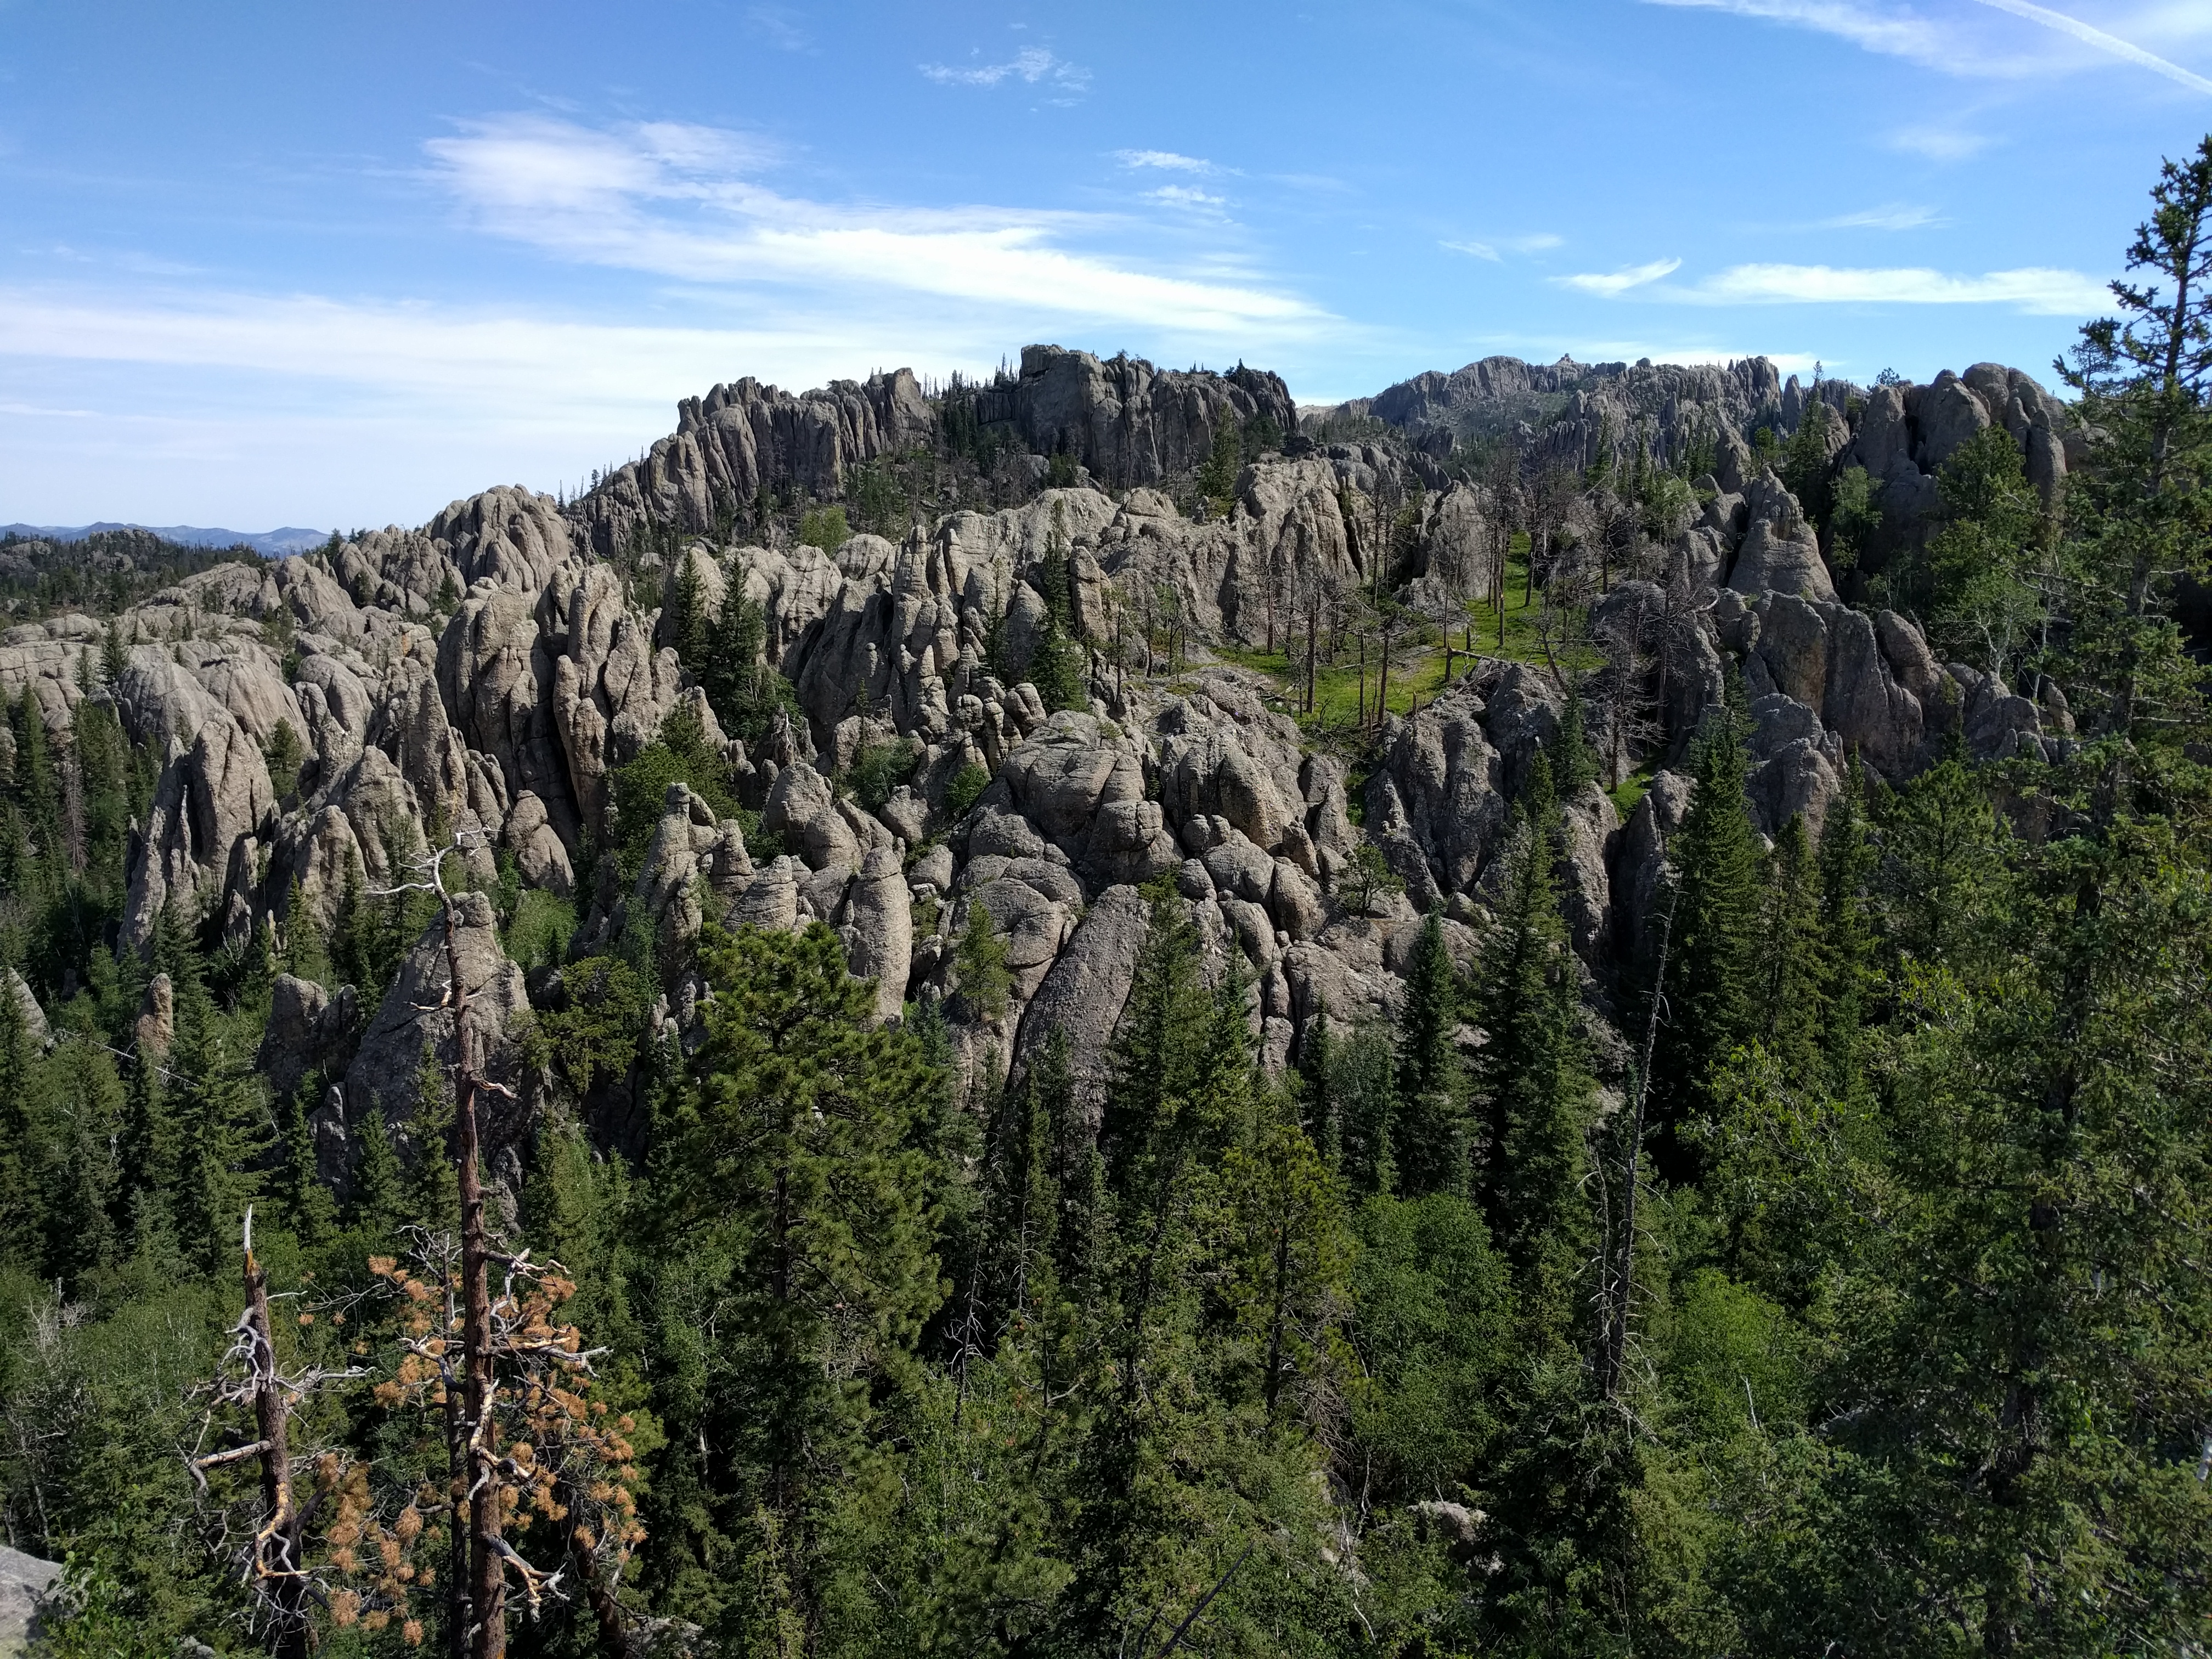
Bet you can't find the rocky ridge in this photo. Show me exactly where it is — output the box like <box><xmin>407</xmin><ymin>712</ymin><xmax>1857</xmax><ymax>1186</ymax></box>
<box><xmin>0</xmin><ymin>342</ymin><xmax>2076</xmax><ymax>1199</ymax></box>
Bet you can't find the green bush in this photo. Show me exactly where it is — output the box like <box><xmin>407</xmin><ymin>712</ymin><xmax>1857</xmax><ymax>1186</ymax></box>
<box><xmin>504</xmin><ymin>887</ymin><xmax>579</xmax><ymax>971</ymax></box>
<box><xmin>608</xmin><ymin>704</ymin><xmax>737</xmax><ymax>877</ymax></box>
<box><xmin>945</xmin><ymin>761</ymin><xmax>991</xmax><ymax>820</ymax></box>
<box><xmin>797</xmin><ymin>505</ymin><xmax>850</xmax><ymax>551</ymax></box>
<box><xmin>847</xmin><ymin>738</ymin><xmax>921</xmax><ymax>811</ymax></box>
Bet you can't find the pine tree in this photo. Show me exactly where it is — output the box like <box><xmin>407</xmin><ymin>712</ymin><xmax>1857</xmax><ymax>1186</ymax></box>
<box><xmin>44</xmin><ymin>1032</ymin><xmax>122</xmax><ymax>1287</ymax></box>
<box><xmin>1815</xmin><ymin>755</ymin><xmax>1876</xmax><ymax>1094</ymax></box>
<box><xmin>1879</xmin><ymin>737</ymin><xmax>2008</xmax><ymax>975</ymax></box>
<box><xmin>2057</xmin><ymin>134</ymin><xmax>2212</xmax><ymax>774</ymax></box>
<box><xmin>347</xmin><ymin>1113</ymin><xmax>407</xmax><ymax>1237</ymax></box>
<box><xmin>0</xmin><ymin>974</ymin><xmax>46</xmax><ymax>1270</ymax></box>
<box><xmin>1653</xmin><ymin>714</ymin><xmax>1763</xmax><ymax>1177</ymax></box>
<box><xmin>1393</xmin><ymin>909</ymin><xmax>1465</xmax><ymax>1197</ymax></box>
<box><xmin>1554</xmin><ymin>685</ymin><xmax>1599</xmax><ymax>796</ymax></box>
<box><xmin>274</xmin><ymin>1087</ymin><xmax>336</xmax><ymax>1249</ymax></box>
<box><xmin>167</xmin><ymin>971</ymin><xmax>267</xmax><ymax>1274</ymax></box>
<box><xmin>1470</xmin><ymin>809</ymin><xmax>1595</xmax><ymax>1305</ymax></box>
<box><xmin>652</xmin><ymin>922</ymin><xmax>946</xmax><ymax>1651</ymax></box>
<box><xmin>1752</xmin><ymin>814</ymin><xmax>1822</xmax><ymax>1082</ymax></box>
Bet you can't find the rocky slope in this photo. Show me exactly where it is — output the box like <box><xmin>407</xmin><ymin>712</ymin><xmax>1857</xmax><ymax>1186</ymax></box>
<box><xmin>0</xmin><ymin>342</ymin><xmax>2078</xmax><ymax>1201</ymax></box>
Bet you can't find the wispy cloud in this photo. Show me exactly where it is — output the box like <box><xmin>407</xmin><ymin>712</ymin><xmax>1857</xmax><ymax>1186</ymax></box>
<box><xmin>1970</xmin><ymin>0</ymin><xmax>2212</xmax><ymax>93</ymax></box>
<box><xmin>1889</xmin><ymin>128</ymin><xmax>1991</xmax><ymax>161</ymax></box>
<box><xmin>1640</xmin><ymin>0</ymin><xmax>2212</xmax><ymax>90</ymax></box>
<box><xmin>919</xmin><ymin>47</ymin><xmax>1089</xmax><ymax>91</ymax></box>
<box><xmin>1694</xmin><ymin>262</ymin><xmax>2109</xmax><ymax>311</ymax></box>
<box><xmin>1148</xmin><ymin>185</ymin><xmax>1225</xmax><ymax>208</ymax></box>
<box><xmin>1818</xmin><ymin>202</ymin><xmax>1945</xmax><ymax>230</ymax></box>
<box><xmin>1638</xmin><ymin>0</ymin><xmax>1954</xmax><ymax>65</ymax></box>
<box><xmin>744</xmin><ymin>5</ymin><xmax>811</xmax><ymax>52</ymax></box>
<box><xmin>1443</xmin><ymin>232</ymin><xmax>1564</xmax><ymax>262</ymax></box>
<box><xmin>1117</xmin><ymin>149</ymin><xmax>1215</xmax><ymax>172</ymax></box>
<box><xmin>424</xmin><ymin>114</ymin><xmax>1319</xmax><ymax>336</ymax></box>
<box><xmin>1558</xmin><ymin>257</ymin><xmax>1681</xmax><ymax>295</ymax></box>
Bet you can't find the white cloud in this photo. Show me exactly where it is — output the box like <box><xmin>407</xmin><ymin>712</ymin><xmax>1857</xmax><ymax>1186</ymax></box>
<box><xmin>1638</xmin><ymin>0</ymin><xmax>1956</xmax><ymax>65</ymax></box>
<box><xmin>744</xmin><ymin>5</ymin><xmax>811</xmax><ymax>52</ymax></box>
<box><xmin>1819</xmin><ymin>202</ymin><xmax>1944</xmax><ymax>229</ymax></box>
<box><xmin>1558</xmin><ymin>257</ymin><xmax>1682</xmax><ymax>295</ymax></box>
<box><xmin>425</xmin><ymin>115</ymin><xmax>1321</xmax><ymax>336</ymax></box>
<box><xmin>1889</xmin><ymin>128</ymin><xmax>1991</xmax><ymax>160</ymax></box>
<box><xmin>1117</xmin><ymin>149</ymin><xmax>1214</xmax><ymax>172</ymax></box>
<box><xmin>1148</xmin><ymin>185</ymin><xmax>1224</xmax><ymax>208</ymax></box>
<box><xmin>1693</xmin><ymin>262</ymin><xmax>2111</xmax><ymax>312</ymax></box>
<box><xmin>1641</xmin><ymin>0</ymin><xmax>2212</xmax><ymax>88</ymax></box>
<box><xmin>919</xmin><ymin>47</ymin><xmax>1089</xmax><ymax>90</ymax></box>
<box><xmin>1970</xmin><ymin>0</ymin><xmax>2212</xmax><ymax>93</ymax></box>
<box><xmin>1443</xmin><ymin>232</ymin><xmax>1564</xmax><ymax>262</ymax></box>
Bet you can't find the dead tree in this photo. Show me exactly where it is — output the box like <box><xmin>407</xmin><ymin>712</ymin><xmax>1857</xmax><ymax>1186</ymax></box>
<box><xmin>188</xmin><ymin>1208</ymin><xmax>367</xmax><ymax>1657</ymax></box>
<box><xmin>367</xmin><ymin>834</ymin><xmax>643</xmax><ymax>1658</ymax></box>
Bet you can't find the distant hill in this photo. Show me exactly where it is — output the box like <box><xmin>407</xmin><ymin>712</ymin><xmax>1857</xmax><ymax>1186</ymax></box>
<box><xmin>0</xmin><ymin>521</ymin><xmax>325</xmax><ymax>558</ymax></box>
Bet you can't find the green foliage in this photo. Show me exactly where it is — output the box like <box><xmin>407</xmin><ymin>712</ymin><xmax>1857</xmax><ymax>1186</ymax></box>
<box><xmin>952</xmin><ymin>895</ymin><xmax>1012</xmax><ymax>1022</ymax></box>
<box><xmin>944</xmin><ymin>761</ymin><xmax>991</xmax><ymax>820</ymax></box>
<box><xmin>501</xmin><ymin>884</ymin><xmax>578</xmax><ymax>970</ymax></box>
<box><xmin>1392</xmin><ymin>910</ymin><xmax>1465</xmax><ymax>1197</ymax></box>
<box><xmin>1884</xmin><ymin>424</ymin><xmax>2050</xmax><ymax>678</ymax></box>
<box><xmin>609</xmin><ymin>702</ymin><xmax>738</xmax><ymax>877</ymax></box>
<box><xmin>1344</xmin><ymin>840</ymin><xmax>1404</xmax><ymax>915</ymax></box>
<box><xmin>796</xmin><ymin>503</ymin><xmax>851</xmax><ymax>551</ymax></box>
<box><xmin>846</xmin><ymin>736</ymin><xmax>921</xmax><ymax>811</ymax></box>
<box><xmin>1197</xmin><ymin>418</ymin><xmax>1242</xmax><ymax>511</ymax></box>
<box><xmin>526</xmin><ymin>953</ymin><xmax>652</xmax><ymax>1098</ymax></box>
<box><xmin>697</xmin><ymin>571</ymin><xmax>804</xmax><ymax>748</ymax></box>
<box><xmin>1653</xmin><ymin>713</ymin><xmax>1763</xmax><ymax>1176</ymax></box>
<box><xmin>1826</xmin><ymin>463</ymin><xmax>1883</xmax><ymax>571</ymax></box>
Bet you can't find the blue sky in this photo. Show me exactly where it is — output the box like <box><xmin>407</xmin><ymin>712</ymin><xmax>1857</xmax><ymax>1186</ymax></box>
<box><xmin>1</xmin><ymin>1</ymin><xmax>2208</xmax><ymax>531</ymax></box>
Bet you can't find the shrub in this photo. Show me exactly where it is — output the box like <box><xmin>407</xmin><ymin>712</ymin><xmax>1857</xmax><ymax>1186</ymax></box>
<box><xmin>797</xmin><ymin>505</ymin><xmax>850</xmax><ymax>551</ymax></box>
<box><xmin>847</xmin><ymin>738</ymin><xmax>921</xmax><ymax>812</ymax></box>
<box><xmin>945</xmin><ymin>763</ymin><xmax>991</xmax><ymax>820</ymax></box>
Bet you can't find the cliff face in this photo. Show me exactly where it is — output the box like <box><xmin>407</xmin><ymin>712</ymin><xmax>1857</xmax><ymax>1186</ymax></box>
<box><xmin>0</xmin><ymin>341</ymin><xmax>2073</xmax><ymax>1193</ymax></box>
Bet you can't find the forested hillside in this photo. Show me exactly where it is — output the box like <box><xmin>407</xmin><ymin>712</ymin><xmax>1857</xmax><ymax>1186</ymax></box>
<box><xmin>0</xmin><ymin>139</ymin><xmax>2208</xmax><ymax>1658</ymax></box>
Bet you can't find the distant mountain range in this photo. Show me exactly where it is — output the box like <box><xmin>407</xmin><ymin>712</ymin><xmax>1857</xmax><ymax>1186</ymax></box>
<box><xmin>0</xmin><ymin>521</ymin><xmax>325</xmax><ymax>557</ymax></box>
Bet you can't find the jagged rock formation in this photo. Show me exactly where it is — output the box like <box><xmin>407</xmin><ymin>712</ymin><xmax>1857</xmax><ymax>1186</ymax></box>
<box><xmin>0</xmin><ymin>341</ymin><xmax>2079</xmax><ymax>1195</ymax></box>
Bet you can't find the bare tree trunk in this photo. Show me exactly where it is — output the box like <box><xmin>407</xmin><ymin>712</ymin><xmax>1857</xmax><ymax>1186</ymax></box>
<box><xmin>438</xmin><ymin>895</ymin><xmax>508</xmax><ymax>1659</ymax></box>
<box><xmin>1376</xmin><ymin>628</ymin><xmax>1391</xmax><ymax>726</ymax></box>
<box><xmin>244</xmin><ymin>1227</ymin><xmax>311</xmax><ymax>1659</ymax></box>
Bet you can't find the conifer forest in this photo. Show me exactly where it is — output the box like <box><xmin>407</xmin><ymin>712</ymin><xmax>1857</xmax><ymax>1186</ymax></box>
<box><xmin>1</xmin><ymin>139</ymin><xmax>2210</xmax><ymax>1657</ymax></box>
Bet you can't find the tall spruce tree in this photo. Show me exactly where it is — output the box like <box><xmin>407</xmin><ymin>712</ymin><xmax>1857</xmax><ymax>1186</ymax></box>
<box><xmin>1653</xmin><ymin>712</ymin><xmax>1763</xmax><ymax>1177</ymax></box>
<box><xmin>650</xmin><ymin>921</ymin><xmax>946</xmax><ymax>1651</ymax></box>
<box><xmin>1470</xmin><ymin>803</ymin><xmax>1596</xmax><ymax>1307</ymax></box>
<box><xmin>1816</xmin><ymin>754</ymin><xmax>1877</xmax><ymax>1094</ymax></box>
<box><xmin>166</xmin><ymin>967</ymin><xmax>268</xmax><ymax>1275</ymax></box>
<box><xmin>1752</xmin><ymin>814</ymin><xmax>1823</xmax><ymax>1082</ymax></box>
<box><xmin>1393</xmin><ymin>909</ymin><xmax>1466</xmax><ymax>1196</ymax></box>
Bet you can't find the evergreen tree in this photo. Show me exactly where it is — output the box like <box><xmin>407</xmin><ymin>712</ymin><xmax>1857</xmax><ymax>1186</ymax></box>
<box><xmin>1879</xmin><ymin>737</ymin><xmax>2008</xmax><ymax>975</ymax></box>
<box><xmin>44</xmin><ymin>1032</ymin><xmax>123</xmax><ymax>1287</ymax></box>
<box><xmin>1393</xmin><ymin>909</ymin><xmax>1466</xmax><ymax>1196</ymax></box>
<box><xmin>2058</xmin><ymin>134</ymin><xmax>2212</xmax><ymax>771</ymax></box>
<box><xmin>1815</xmin><ymin>754</ymin><xmax>1877</xmax><ymax>1094</ymax></box>
<box><xmin>1751</xmin><ymin>814</ymin><xmax>1822</xmax><ymax>1081</ymax></box>
<box><xmin>346</xmin><ymin>1113</ymin><xmax>407</xmax><ymax>1237</ymax></box>
<box><xmin>1554</xmin><ymin>684</ymin><xmax>1599</xmax><ymax>796</ymax></box>
<box><xmin>651</xmin><ymin>922</ymin><xmax>946</xmax><ymax>1650</ymax></box>
<box><xmin>1653</xmin><ymin>713</ymin><xmax>1763</xmax><ymax>1177</ymax></box>
<box><xmin>166</xmin><ymin>971</ymin><xmax>267</xmax><ymax>1274</ymax></box>
<box><xmin>1470</xmin><ymin>809</ymin><xmax>1595</xmax><ymax>1305</ymax></box>
<box><xmin>0</xmin><ymin>973</ymin><xmax>46</xmax><ymax>1269</ymax></box>
<box><xmin>273</xmin><ymin>1086</ymin><xmax>335</xmax><ymax>1249</ymax></box>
